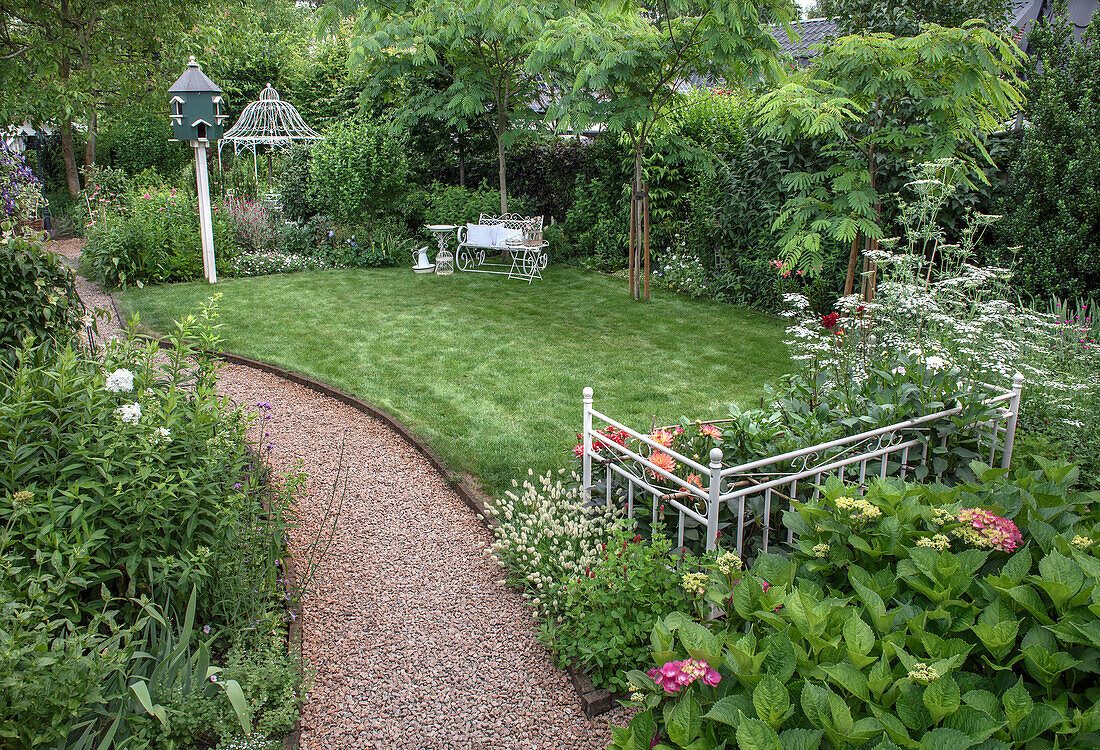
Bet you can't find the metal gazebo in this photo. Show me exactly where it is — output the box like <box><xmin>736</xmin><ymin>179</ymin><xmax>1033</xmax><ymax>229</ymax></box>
<box><xmin>219</xmin><ymin>83</ymin><xmax>322</xmax><ymax>188</ymax></box>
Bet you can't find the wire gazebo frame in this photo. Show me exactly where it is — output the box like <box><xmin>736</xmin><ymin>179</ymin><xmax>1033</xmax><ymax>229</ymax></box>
<box><xmin>218</xmin><ymin>84</ymin><xmax>322</xmax><ymax>187</ymax></box>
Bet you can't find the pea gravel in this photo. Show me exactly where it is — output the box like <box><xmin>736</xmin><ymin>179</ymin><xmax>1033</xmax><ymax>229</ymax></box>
<box><xmin>63</xmin><ymin>240</ymin><xmax>627</xmax><ymax>749</ymax></box>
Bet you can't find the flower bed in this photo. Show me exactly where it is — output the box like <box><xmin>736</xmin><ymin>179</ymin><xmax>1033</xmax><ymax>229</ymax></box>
<box><xmin>609</xmin><ymin>464</ymin><xmax>1100</xmax><ymax>749</ymax></box>
<box><xmin>0</xmin><ymin>298</ymin><xmax>307</xmax><ymax>748</ymax></box>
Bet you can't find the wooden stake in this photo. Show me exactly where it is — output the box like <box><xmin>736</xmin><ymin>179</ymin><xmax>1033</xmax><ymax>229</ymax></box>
<box><xmin>628</xmin><ymin>196</ymin><xmax>636</xmax><ymax>297</ymax></box>
<box><xmin>643</xmin><ymin>183</ymin><xmax>650</xmax><ymax>302</ymax></box>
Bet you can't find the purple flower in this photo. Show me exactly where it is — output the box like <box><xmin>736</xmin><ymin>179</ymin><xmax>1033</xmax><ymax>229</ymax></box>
<box><xmin>233</xmin><ymin>482</ymin><xmax>242</xmax><ymax>490</ymax></box>
<box><xmin>202</xmin><ymin>624</ymin><xmax>211</xmax><ymax>634</ymax></box>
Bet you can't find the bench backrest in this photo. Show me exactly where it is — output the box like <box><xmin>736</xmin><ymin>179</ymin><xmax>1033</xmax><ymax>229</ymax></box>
<box><xmin>477</xmin><ymin>213</ymin><xmax>543</xmax><ymax>232</ymax></box>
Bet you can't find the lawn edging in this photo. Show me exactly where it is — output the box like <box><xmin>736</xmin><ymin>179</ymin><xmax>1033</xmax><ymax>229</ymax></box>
<box><xmin>110</xmin><ymin>295</ymin><xmax>619</xmax><ymax>721</ymax></box>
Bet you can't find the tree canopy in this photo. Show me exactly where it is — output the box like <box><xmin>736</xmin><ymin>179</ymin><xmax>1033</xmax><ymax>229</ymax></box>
<box><xmin>351</xmin><ymin>0</ymin><xmax>557</xmax><ymax>213</ymax></box>
<box><xmin>754</xmin><ymin>21</ymin><xmax>1025</xmax><ymax>289</ymax></box>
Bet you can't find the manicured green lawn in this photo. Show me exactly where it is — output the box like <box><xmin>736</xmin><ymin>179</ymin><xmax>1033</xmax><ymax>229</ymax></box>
<box><xmin>117</xmin><ymin>266</ymin><xmax>791</xmax><ymax>497</ymax></box>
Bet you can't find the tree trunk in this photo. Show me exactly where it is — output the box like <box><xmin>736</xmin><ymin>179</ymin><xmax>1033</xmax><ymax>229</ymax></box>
<box><xmin>843</xmin><ymin>233</ymin><xmax>861</xmax><ymax>296</ymax></box>
<box><xmin>457</xmin><ymin>133</ymin><xmax>466</xmax><ymax>187</ymax></box>
<box><xmin>61</xmin><ymin>120</ymin><xmax>80</xmax><ymax>196</ymax></box>
<box><xmin>84</xmin><ymin>106</ymin><xmax>97</xmax><ymax>172</ymax></box>
<box><xmin>495</xmin><ymin>130</ymin><xmax>507</xmax><ymax>214</ymax></box>
<box><xmin>59</xmin><ymin>0</ymin><xmax>80</xmax><ymax>196</ymax></box>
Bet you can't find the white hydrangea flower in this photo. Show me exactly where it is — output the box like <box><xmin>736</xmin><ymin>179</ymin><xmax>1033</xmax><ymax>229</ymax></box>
<box><xmin>105</xmin><ymin>368</ymin><xmax>134</xmax><ymax>393</ymax></box>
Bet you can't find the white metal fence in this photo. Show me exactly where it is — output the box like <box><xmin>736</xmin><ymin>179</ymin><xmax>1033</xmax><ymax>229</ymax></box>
<box><xmin>581</xmin><ymin>374</ymin><xmax>1024</xmax><ymax>555</ymax></box>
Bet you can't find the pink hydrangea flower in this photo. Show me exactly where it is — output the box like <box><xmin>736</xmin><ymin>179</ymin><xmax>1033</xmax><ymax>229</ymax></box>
<box><xmin>956</xmin><ymin>508</ymin><xmax>1023</xmax><ymax>552</ymax></box>
<box><xmin>647</xmin><ymin>658</ymin><xmax>720</xmax><ymax>693</ymax></box>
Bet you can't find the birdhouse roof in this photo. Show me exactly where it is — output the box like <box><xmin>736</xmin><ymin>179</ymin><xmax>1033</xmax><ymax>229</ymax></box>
<box><xmin>168</xmin><ymin>57</ymin><xmax>222</xmax><ymax>94</ymax></box>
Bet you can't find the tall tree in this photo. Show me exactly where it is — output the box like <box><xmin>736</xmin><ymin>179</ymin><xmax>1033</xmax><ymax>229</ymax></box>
<box><xmin>0</xmin><ymin>0</ymin><xmax>199</xmax><ymax>195</ymax></box>
<box><xmin>351</xmin><ymin>0</ymin><xmax>554</xmax><ymax>214</ymax></box>
<box><xmin>754</xmin><ymin>22</ymin><xmax>1025</xmax><ymax>294</ymax></box>
<box><xmin>531</xmin><ymin>0</ymin><xmax>794</xmax><ymax>298</ymax></box>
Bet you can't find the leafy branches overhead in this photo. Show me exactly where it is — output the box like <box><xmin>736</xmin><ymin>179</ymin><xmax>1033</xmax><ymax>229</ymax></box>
<box><xmin>534</xmin><ymin>0</ymin><xmax>794</xmax><ymax>188</ymax></box>
<box><xmin>352</xmin><ymin>0</ymin><xmax>553</xmax><ymax>213</ymax></box>
<box><xmin>755</xmin><ymin>22</ymin><xmax>1025</xmax><ymax>283</ymax></box>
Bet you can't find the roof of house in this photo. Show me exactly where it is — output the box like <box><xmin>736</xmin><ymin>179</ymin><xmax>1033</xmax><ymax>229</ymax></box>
<box><xmin>1011</xmin><ymin>0</ymin><xmax>1097</xmax><ymax>51</ymax></box>
<box><xmin>767</xmin><ymin>17</ymin><xmax>840</xmax><ymax>61</ymax></box>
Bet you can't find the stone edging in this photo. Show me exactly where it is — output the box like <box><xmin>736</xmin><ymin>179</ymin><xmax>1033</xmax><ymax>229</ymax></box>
<box><xmin>109</xmin><ymin>295</ymin><xmax>617</xmax><ymax>722</ymax></box>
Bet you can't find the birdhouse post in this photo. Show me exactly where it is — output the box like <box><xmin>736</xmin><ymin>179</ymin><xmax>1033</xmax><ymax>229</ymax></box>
<box><xmin>168</xmin><ymin>56</ymin><xmax>227</xmax><ymax>284</ymax></box>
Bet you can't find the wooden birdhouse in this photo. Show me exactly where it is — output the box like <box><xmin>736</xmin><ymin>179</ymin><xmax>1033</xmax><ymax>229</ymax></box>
<box><xmin>167</xmin><ymin>56</ymin><xmax>228</xmax><ymax>143</ymax></box>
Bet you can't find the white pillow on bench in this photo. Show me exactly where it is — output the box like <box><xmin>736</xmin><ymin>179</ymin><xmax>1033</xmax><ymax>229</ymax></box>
<box><xmin>493</xmin><ymin>226</ymin><xmax>523</xmax><ymax>247</ymax></box>
<box><xmin>465</xmin><ymin>223</ymin><xmax>495</xmax><ymax>247</ymax></box>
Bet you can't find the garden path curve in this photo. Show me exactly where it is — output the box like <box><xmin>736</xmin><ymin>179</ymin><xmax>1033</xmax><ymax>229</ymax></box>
<box><xmin>60</xmin><ymin>240</ymin><xmax>623</xmax><ymax>749</ymax></box>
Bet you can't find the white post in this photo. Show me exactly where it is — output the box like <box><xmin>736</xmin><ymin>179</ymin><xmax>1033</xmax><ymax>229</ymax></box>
<box><xmin>193</xmin><ymin>140</ymin><xmax>217</xmax><ymax>283</ymax></box>
<box><xmin>706</xmin><ymin>447</ymin><xmax>723</xmax><ymax>552</ymax></box>
<box><xmin>1001</xmin><ymin>373</ymin><xmax>1024</xmax><ymax>469</ymax></box>
<box><xmin>582</xmin><ymin>387</ymin><xmax>593</xmax><ymax>502</ymax></box>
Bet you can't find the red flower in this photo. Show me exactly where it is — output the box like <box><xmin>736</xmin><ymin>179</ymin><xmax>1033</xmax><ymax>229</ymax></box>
<box><xmin>821</xmin><ymin>312</ymin><xmax>841</xmax><ymax>329</ymax></box>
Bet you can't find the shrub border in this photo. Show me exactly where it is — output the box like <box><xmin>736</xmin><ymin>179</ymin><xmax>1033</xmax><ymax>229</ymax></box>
<box><xmin>108</xmin><ymin>296</ymin><xmax>616</xmax><ymax>724</ymax></box>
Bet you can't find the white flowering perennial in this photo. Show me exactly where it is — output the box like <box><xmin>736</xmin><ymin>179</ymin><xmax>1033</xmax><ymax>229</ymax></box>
<box><xmin>104</xmin><ymin>368</ymin><xmax>134</xmax><ymax>393</ymax></box>
<box><xmin>484</xmin><ymin>470</ymin><xmax>620</xmax><ymax>614</ymax></box>
<box><xmin>151</xmin><ymin>426</ymin><xmax>172</xmax><ymax>444</ymax></box>
<box><xmin>780</xmin><ymin>159</ymin><xmax>1090</xmax><ymax>411</ymax></box>
<box><xmin>115</xmin><ymin>402</ymin><xmax>142</xmax><ymax>425</ymax></box>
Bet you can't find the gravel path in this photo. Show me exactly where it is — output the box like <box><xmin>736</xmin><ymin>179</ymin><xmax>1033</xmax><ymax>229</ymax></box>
<box><xmin>61</xmin><ymin>240</ymin><xmax>624</xmax><ymax>749</ymax></box>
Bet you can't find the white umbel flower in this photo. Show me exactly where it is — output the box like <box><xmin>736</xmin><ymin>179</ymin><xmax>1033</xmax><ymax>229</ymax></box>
<box><xmin>115</xmin><ymin>402</ymin><xmax>142</xmax><ymax>425</ymax></box>
<box><xmin>105</xmin><ymin>368</ymin><xmax>134</xmax><ymax>393</ymax></box>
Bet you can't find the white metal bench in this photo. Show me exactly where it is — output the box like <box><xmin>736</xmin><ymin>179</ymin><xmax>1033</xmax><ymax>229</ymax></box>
<box><xmin>455</xmin><ymin>213</ymin><xmax>549</xmax><ymax>284</ymax></box>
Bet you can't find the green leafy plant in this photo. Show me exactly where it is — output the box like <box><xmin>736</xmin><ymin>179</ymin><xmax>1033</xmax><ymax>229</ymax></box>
<box><xmin>311</xmin><ymin>119</ymin><xmax>409</xmax><ymax>236</ymax></box>
<box><xmin>542</xmin><ymin>526</ymin><xmax>692</xmax><ymax>692</ymax></box>
<box><xmin>610</xmin><ymin>462</ymin><xmax>1100</xmax><ymax>749</ymax></box>
<box><xmin>0</xmin><ymin>223</ymin><xmax>84</xmax><ymax>355</ymax></box>
<box><xmin>995</xmin><ymin>11</ymin><xmax>1100</xmax><ymax>301</ymax></box>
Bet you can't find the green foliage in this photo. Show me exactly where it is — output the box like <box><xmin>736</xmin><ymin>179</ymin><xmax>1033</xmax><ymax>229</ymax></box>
<box><xmin>0</xmin><ymin>225</ymin><xmax>84</xmax><ymax>355</ymax></box>
<box><xmin>995</xmin><ymin>12</ymin><xmax>1100</xmax><ymax>300</ymax></box>
<box><xmin>274</xmin><ymin>144</ymin><xmax>320</xmax><ymax>223</ymax></box>
<box><xmin>311</xmin><ymin>119</ymin><xmax>409</xmax><ymax>230</ymax></box>
<box><xmin>534</xmin><ymin>0</ymin><xmax>794</xmax><ymax>293</ymax></box>
<box><xmin>505</xmin><ymin>137</ymin><xmax>589</xmax><ymax>222</ymax></box>
<box><xmin>0</xmin><ymin>302</ymin><xmax>304</xmax><ymax>747</ymax></box>
<box><xmin>99</xmin><ymin>107</ymin><xmax>189</xmax><ymax>178</ymax></box>
<box><xmin>82</xmin><ymin>185</ymin><xmax>233</xmax><ymax>288</ymax></box>
<box><xmin>613</xmin><ymin>463</ymin><xmax>1100</xmax><ymax>749</ymax></box>
<box><xmin>817</xmin><ymin>0</ymin><xmax>1012</xmax><ymax>36</ymax></box>
<box><xmin>755</xmin><ymin>23</ymin><xmax>1026</xmax><ymax>276</ymax></box>
<box><xmin>0</xmin><ymin>309</ymin><xmax>245</xmax><ymax>617</ymax></box>
<box><xmin>353</xmin><ymin>0</ymin><xmax>552</xmax><ymax>213</ymax></box>
<box><xmin>420</xmin><ymin>182</ymin><xmax>528</xmax><ymax>228</ymax></box>
<box><xmin>543</xmin><ymin>526</ymin><xmax>692</xmax><ymax>692</ymax></box>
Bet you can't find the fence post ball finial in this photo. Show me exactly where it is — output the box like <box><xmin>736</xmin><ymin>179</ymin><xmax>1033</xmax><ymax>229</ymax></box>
<box><xmin>582</xmin><ymin>387</ymin><xmax>593</xmax><ymax>401</ymax></box>
<box><xmin>710</xmin><ymin>447</ymin><xmax>723</xmax><ymax>466</ymax></box>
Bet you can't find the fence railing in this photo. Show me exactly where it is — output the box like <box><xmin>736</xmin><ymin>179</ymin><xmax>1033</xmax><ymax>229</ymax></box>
<box><xmin>581</xmin><ymin>373</ymin><xmax>1024</xmax><ymax>555</ymax></box>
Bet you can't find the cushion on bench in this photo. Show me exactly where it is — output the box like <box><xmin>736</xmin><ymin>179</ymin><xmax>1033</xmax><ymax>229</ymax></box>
<box><xmin>493</xmin><ymin>226</ymin><xmax>523</xmax><ymax>247</ymax></box>
<box><xmin>465</xmin><ymin>223</ymin><xmax>495</xmax><ymax>247</ymax></box>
